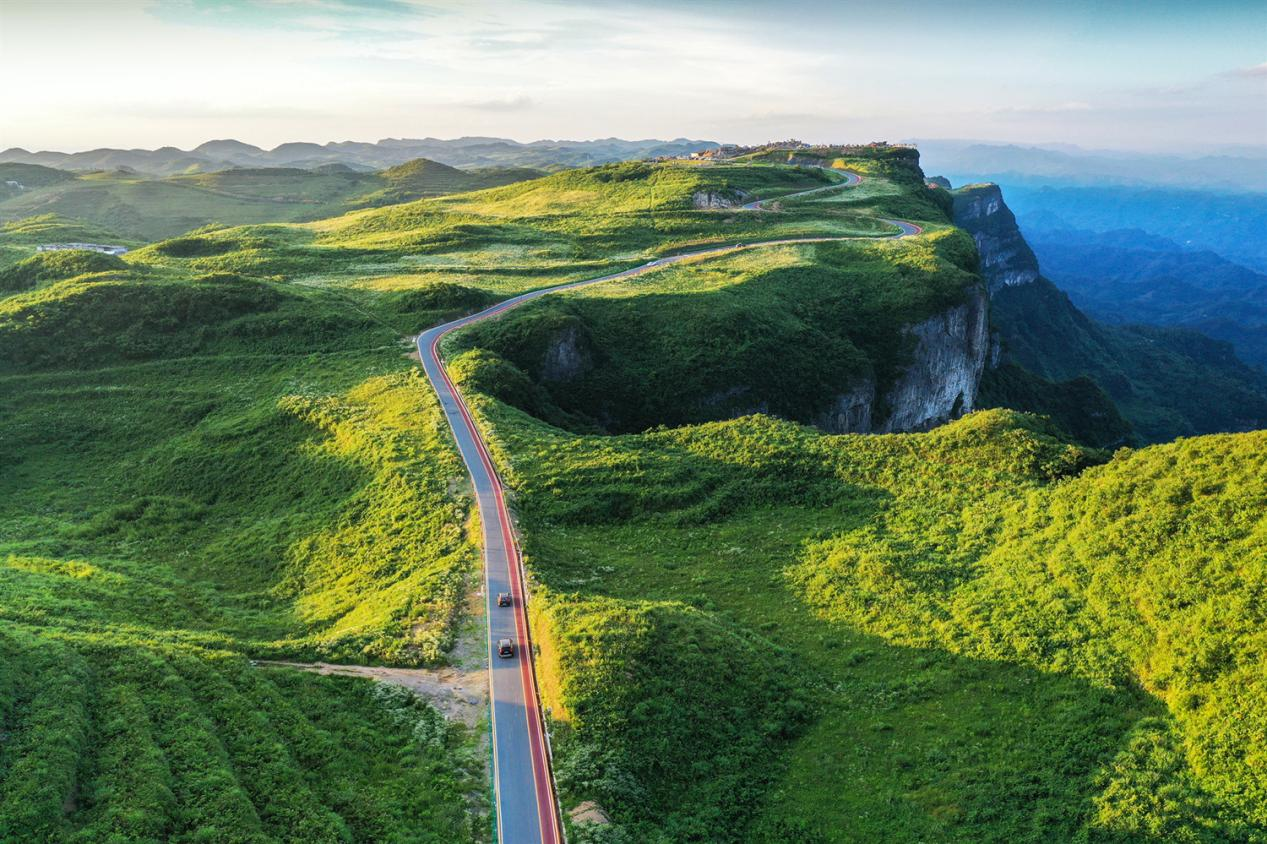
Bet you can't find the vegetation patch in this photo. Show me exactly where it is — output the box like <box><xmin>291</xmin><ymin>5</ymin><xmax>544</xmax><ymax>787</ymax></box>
<box><xmin>0</xmin><ymin>259</ymin><xmax>487</xmax><ymax>837</ymax></box>
<box><xmin>454</xmin><ymin>231</ymin><xmax>977</xmax><ymax>434</ymax></box>
<box><xmin>462</xmin><ymin>374</ymin><xmax>1266</xmax><ymax>841</ymax></box>
<box><xmin>0</xmin><ymin>249</ymin><xmax>127</xmax><ymax>292</ymax></box>
<box><xmin>0</xmin><ymin>628</ymin><xmax>484</xmax><ymax>843</ymax></box>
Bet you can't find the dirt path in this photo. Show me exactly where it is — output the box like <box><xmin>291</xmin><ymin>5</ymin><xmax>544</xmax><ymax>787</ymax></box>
<box><xmin>258</xmin><ymin>658</ymin><xmax>487</xmax><ymax>726</ymax></box>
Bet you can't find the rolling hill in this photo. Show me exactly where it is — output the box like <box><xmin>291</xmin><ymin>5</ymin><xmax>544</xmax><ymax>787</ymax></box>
<box><xmin>0</xmin><ymin>159</ymin><xmax>543</xmax><ymax>245</ymax></box>
<box><xmin>0</xmin><ymin>136</ymin><xmax>716</xmax><ymax>177</ymax></box>
<box><xmin>1</xmin><ymin>145</ymin><xmax>1263</xmax><ymax>843</ymax></box>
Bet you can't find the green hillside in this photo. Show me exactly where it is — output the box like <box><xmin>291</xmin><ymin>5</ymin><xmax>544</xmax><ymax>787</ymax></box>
<box><xmin>0</xmin><ymin>268</ymin><xmax>488</xmax><ymax>841</ymax></box>
<box><xmin>356</xmin><ymin>159</ymin><xmax>543</xmax><ymax>206</ymax></box>
<box><xmin>454</xmin><ymin>373</ymin><xmax>1265</xmax><ymax>841</ymax></box>
<box><xmin>0</xmin><ymin>249</ymin><xmax>127</xmax><ymax>292</ymax></box>
<box><xmin>0</xmin><ymin>163</ymin><xmax>77</xmax><ymax>198</ymax></box>
<box><xmin>0</xmin><ymin>158</ymin><xmax>542</xmax><ymax>246</ymax></box>
<box><xmin>125</xmin><ymin>153</ymin><xmax>932</xmax><ymax>296</ymax></box>
<box><xmin>0</xmin><ymin>215</ymin><xmax>138</xmax><ymax>272</ymax></box>
<box><xmin>2</xmin><ymin>148</ymin><xmax>1263</xmax><ymax>843</ymax></box>
<box><xmin>454</xmin><ymin>231</ymin><xmax>977</xmax><ymax>433</ymax></box>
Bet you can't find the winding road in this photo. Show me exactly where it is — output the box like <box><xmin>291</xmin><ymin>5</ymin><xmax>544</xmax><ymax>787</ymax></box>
<box><xmin>415</xmin><ymin>170</ymin><xmax>919</xmax><ymax>843</ymax></box>
<box><xmin>741</xmin><ymin>167</ymin><xmax>862</xmax><ymax>209</ymax></box>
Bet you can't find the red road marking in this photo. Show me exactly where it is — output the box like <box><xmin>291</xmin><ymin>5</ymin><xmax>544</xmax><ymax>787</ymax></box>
<box><xmin>428</xmin><ymin>329</ymin><xmax>561</xmax><ymax>844</ymax></box>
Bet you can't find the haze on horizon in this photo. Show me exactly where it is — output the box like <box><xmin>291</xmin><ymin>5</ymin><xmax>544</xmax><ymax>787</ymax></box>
<box><xmin>1</xmin><ymin>0</ymin><xmax>1264</xmax><ymax>155</ymax></box>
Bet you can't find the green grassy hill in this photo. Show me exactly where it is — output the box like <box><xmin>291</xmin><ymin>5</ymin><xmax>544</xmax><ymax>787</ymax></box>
<box><xmin>0</xmin><ymin>158</ymin><xmax>543</xmax><ymax>246</ymax></box>
<box><xmin>455</xmin><ymin>371</ymin><xmax>1265</xmax><ymax>841</ymax></box>
<box><xmin>125</xmin><ymin>153</ymin><xmax>934</xmax><ymax>296</ymax></box>
<box><xmin>0</xmin><ymin>249</ymin><xmax>127</xmax><ymax>293</ymax></box>
<box><xmin>0</xmin><ymin>215</ymin><xmax>138</xmax><ymax>271</ymax></box>
<box><xmin>355</xmin><ymin>159</ymin><xmax>542</xmax><ymax>207</ymax></box>
<box><xmin>0</xmin><ymin>163</ymin><xmax>77</xmax><ymax>198</ymax></box>
<box><xmin>0</xmin><ymin>264</ymin><xmax>489</xmax><ymax>841</ymax></box>
<box><xmin>3</xmin><ymin>148</ymin><xmax>1263</xmax><ymax>843</ymax></box>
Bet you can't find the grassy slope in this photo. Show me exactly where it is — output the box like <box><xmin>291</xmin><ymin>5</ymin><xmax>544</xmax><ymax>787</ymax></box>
<box><xmin>128</xmin><ymin>155</ymin><xmax>935</xmax><ymax>295</ymax></box>
<box><xmin>7</xmin><ymin>149</ymin><xmax>1261</xmax><ymax>843</ymax></box>
<box><xmin>0</xmin><ymin>265</ymin><xmax>490</xmax><ymax>840</ymax></box>
<box><xmin>0</xmin><ymin>159</ymin><xmax>543</xmax><ymax>246</ymax></box>
<box><xmin>348</xmin><ymin>150</ymin><xmax>1258</xmax><ymax>841</ymax></box>
<box><xmin>0</xmin><ymin>150</ymin><xmax>962</xmax><ymax>841</ymax></box>
<box><xmin>0</xmin><ymin>215</ymin><xmax>140</xmax><ymax>274</ymax></box>
<box><xmin>460</xmin><ymin>373</ymin><xmax>1265</xmax><ymax>842</ymax></box>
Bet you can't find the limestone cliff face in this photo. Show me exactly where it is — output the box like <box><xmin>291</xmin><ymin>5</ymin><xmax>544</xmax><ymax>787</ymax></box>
<box><xmin>876</xmin><ymin>285</ymin><xmax>990</xmax><ymax>432</ymax></box>
<box><xmin>950</xmin><ymin>183</ymin><xmax>1040</xmax><ymax>293</ymax></box>
<box><xmin>813</xmin><ymin>379</ymin><xmax>875</xmax><ymax>433</ymax></box>
<box><xmin>540</xmin><ymin>324</ymin><xmax>592</xmax><ymax>381</ymax></box>
<box><xmin>817</xmin><ymin>285</ymin><xmax>990</xmax><ymax>434</ymax></box>
<box><xmin>691</xmin><ymin>189</ymin><xmax>749</xmax><ymax>209</ymax></box>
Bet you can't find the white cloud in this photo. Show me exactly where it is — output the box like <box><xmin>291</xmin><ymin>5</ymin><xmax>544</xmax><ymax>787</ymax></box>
<box><xmin>1227</xmin><ymin>62</ymin><xmax>1267</xmax><ymax>78</ymax></box>
<box><xmin>0</xmin><ymin>0</ymin><xmax>1263</xmax><ymax>152</ymax></box>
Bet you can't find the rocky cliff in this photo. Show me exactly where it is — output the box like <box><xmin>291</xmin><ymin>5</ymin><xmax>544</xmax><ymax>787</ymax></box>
<box><xmin>952</xmin><ymin>180</ymin><xmax>1267</xmax><ymax>444</ymax></box>
<box><xmin>691</xmin><ymin>189</ymin><xmax>750</xmax><ymax>209</ymax></box>
<box><xmin>950</xmin><ymin>183</ymin><xmax>1040</xmax><ymax>292</ymax></box>
<box><xmin>878</xmin><ymin>285</ymin><xmax>990</xmax><ymax>432</ymax></box>
<box><xmin>814</xmin><ymin>285</ymin><xmax>990</xmax><ymax>434</ymax></box>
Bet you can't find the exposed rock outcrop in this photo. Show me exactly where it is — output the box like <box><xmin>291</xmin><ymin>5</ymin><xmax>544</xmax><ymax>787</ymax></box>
<box><xmin>814</xmin><ymin>378</ymin><xmax>875</xmax><ymax>433</ymax></box>
<box><xmin>877</xmin><ymin>286</ymin><xmax>990</xmax><ymax>432</ymax></box>
<box><xmin>813</xmin><ymin>182</ymin><xmax>1018</xmax><ymax>434</ymax></box>
<box><xmin>541</xmin><ymin>324</ymin><xmax>592</xmax><ymax>381</ymax></box>
<box><xmin>813</xmin><ymin>286</ymin><xmax>989</xmax><ymax>434</ymax></box>
<box><xmin>951</xmin><ymin>184</ymin><xmax>1040</xmax><ymax>293</ymax></box>
<box><xmin>691</xmin><ymin>189</ymin><xmax>749</xmax><ymax>209</ymax></box>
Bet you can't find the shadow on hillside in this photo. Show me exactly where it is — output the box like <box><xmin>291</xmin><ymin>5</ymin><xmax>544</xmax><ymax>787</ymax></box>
<box><xmin>524</xmin><ymin>495</ymin><xmax>1190</xmax><ymax>843</ymax></box>
<box><xmin>456</xmin><ymin>242</ymin><xmax>968</xmax><ymax>436</ymax></box>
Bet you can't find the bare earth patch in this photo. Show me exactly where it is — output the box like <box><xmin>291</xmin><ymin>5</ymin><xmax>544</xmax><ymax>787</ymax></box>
<box><xmin>569</xmin><ymin>800</ymin><xmax>611</xmax><ymax>826</ymax></box>
<box><xmin>257</xmin><ymin>573</ymin><xmax>491</xmax><ymax>728</ymax></box>
<box><xmin>258</xmin><ymin>659</ymin><xmax>487</xmax><ymax>726</ymax></box>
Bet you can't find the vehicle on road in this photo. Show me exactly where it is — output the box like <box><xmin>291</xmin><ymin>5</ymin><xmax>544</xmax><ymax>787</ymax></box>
<box><xmin>498</xmin><ymin>592</ymin><xmax>512</xmax><ymax>607</ymax></box>
<box><xmin>498</xmin><ymin>638</ymin><xmax>515</xmax><ymax>658</ymax></box>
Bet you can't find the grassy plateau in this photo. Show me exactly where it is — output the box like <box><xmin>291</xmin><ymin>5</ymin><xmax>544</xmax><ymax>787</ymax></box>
<box><xmin>1</xmin><ymin>146</ymin><xmax>1262</xmax><ymax>843</ymax></box>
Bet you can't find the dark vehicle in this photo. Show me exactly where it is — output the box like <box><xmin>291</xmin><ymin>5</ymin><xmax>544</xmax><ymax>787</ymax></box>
<box><xmin>497</xmin><ymin>592</ymin><xmax>512</xmax><ymax>607</ymax></box>
<box><xmin>498</xmin><ymin>638</ymin><xmax>515</xmax><ymax>658</ymax></box>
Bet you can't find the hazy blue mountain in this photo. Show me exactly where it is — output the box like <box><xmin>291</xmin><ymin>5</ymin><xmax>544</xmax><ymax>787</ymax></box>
<box><xmin>1025</xmin><ymin>227</ymin><xmax>1267</xmax><ymax>368</ymax></box>
<box><xmin>997</xmin><ymin>185</ymin><xmax>1267</xmax><ymax>273</ymax></box>
<box><xmin>916</xmin><ymin>139</ymin><xmax>1267</xmax><ymax>191</ymax></box>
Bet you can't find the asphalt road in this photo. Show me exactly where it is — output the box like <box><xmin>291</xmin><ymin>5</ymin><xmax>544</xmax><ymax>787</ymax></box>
<box><xmin>741</xmin><ymin>168</ymin><xmax>863</xmax><ymax>209</ymax></box>
<box><xmin>415</xmin><ymin>170</ymin><xmax>918</xmax><ymax>843</ymax></box>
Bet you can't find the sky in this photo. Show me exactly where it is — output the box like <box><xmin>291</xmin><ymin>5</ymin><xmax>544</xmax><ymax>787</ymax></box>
<box><xmin>1</xmin><ymin>0</ymin><xmax>1264</xmax><ymax>153</ymax></box>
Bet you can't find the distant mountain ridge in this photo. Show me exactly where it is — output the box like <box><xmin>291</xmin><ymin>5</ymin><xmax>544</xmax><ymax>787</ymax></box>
<box><xmin>0</xmin><ymin>136</ymin><xmax>717</xmax><ymax>176</ymax></box>
<box><xmin>916</xmin><ymin>139</ymin><xmax>1267</xmax><ymax>192</ymax></box>
<box><xmin>0</xmin><ymin>156</ymin><xmax>545</xmax><ymax>241</ymax></box>
<box><xmin>951</xmin><ymin>183</ymin><xmax>1267</xmax><ymax>442</ymax></box>
<box><xmin>1025</xmin><ymin>226</ymin><xmax>1267</xmax><ymax>368</ymax></box>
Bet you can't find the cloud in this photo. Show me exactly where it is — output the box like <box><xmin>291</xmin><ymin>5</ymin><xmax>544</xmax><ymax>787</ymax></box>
<box><xmin>992</xmin><ymin>101</ymin><xmax>1095</xmax><ymax>115</ymax></box>
<box><xmin>1226</xmin><ymin>62</ymin><xmax>1267</xmax><ymax>78</ymax></box>
<box><xmin>457</xmin><ymin>95</ymin><xmax>535</xmax><ymax>112</ymax></box>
